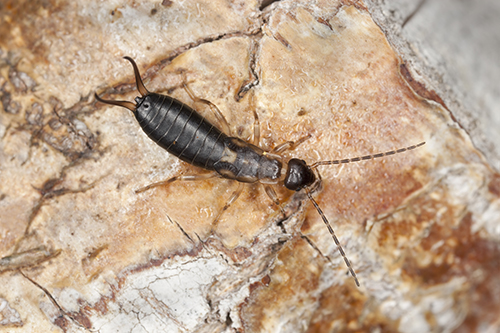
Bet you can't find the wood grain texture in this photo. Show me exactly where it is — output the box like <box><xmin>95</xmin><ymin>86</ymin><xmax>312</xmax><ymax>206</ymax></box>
<box><xmin>0</xmin><ymin>0</ymin><xmax>499</xmax><ymax>332</ymax></box>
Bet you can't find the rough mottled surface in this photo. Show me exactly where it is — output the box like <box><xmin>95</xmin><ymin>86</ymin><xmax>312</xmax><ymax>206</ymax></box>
<box><xmin>0</xmin><ymin>0</ymin><xmax>499</xmax><ymax>332</ymax></box>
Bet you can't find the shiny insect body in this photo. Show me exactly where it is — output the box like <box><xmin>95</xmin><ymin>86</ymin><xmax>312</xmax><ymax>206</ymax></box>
<box><xmin>95</xmin><ymin>57</ymin><xmax>425</xmax><ymax>287</ymax></box>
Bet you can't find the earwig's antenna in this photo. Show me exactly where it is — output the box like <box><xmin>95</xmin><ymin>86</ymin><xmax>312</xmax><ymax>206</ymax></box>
<box><xmin>304</xmin><ymin>141</ymin><xmax>425</xmax><ymax>286</ymax></box>
<box><xmin>305</xmin><ymin>188</ymin><xmax>360</xmax><ymax>287</ymax></box>
<box><xmin>311</xmin><ymin>142</ymin><xmax>425</xmax><ymax>169</ymax></box>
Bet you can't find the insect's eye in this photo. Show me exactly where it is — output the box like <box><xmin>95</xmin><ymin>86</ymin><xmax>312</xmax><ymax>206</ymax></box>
<box><xmin>143</xmin><ymin>103</ymin><xmax>150</xmax><ymax>109</ymax></box>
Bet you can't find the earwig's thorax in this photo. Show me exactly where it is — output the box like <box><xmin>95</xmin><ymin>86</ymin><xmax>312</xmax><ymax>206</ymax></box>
<box><xmin>214</xmin><ymin>137</ymin><xmax>282</xmax><ymax>184</ymax></box>
<box><xmin>257</xmin><ymin>156</ymin><xmax>282</xmax><ymax>183</ymax></box>
<box><xmin>284</xmin><ymin>158</ymin><xmax>316</xmax><ymax>191</ymax></box>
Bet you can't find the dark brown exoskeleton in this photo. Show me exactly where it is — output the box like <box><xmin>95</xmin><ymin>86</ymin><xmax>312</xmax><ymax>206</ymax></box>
<box><xmin>95</xmin><ymin>57</ymin><xmax>425</xmax><ymax>287</ymax></box>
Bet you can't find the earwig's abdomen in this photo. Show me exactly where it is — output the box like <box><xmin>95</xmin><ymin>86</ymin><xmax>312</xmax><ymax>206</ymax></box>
<box><xmin>134</xmin><ymin>93</ymin><xmax>282</xmax><ymax>183</ymax></box>
<box><xmin>135</xmin><ymin>93</ymin><xmax>227</xmax><ymax>170</ymax></box>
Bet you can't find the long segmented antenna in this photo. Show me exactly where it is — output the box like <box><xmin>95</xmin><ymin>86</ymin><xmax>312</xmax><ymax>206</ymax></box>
<box><xmin>305</xmin><ymin>188</ymin><xmax>360</xmax><ymax>287</ymax></box>
<box><xmin>311</xmin><ymin>142</ymin><xmax>425</xmax><ymax>169</ymax></box>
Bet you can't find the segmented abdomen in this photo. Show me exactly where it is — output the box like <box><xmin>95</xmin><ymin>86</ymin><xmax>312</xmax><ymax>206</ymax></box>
<box><xmin>135</xmin><ymin>93</ymin><xmax>227</xmax><ymax>170</ymax></box>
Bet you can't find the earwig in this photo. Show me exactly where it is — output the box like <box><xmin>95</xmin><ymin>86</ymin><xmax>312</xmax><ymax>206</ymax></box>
<box><xmin>95</xmin><ymin>57</ymin><xmax>425</xmax><ymax>287</ymax></box>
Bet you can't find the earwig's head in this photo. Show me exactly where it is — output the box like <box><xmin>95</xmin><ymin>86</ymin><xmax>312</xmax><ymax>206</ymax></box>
<box><xmin>94</xmin><ymin>56</ymin><xmax>150</xmax><ymax>113</ymax></box>
<box><xmin>284</xmin><ymin>158</ymin><xmax>316</xmax><ymax>191</ymax></box>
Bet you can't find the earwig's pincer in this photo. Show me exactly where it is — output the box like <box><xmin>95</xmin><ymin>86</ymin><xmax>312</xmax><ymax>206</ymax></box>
<box><xmin>94</xmin><ymin>57</ymin><xmax>149</xmax><ymax>112</ymax></box>
<box><xmin>95</xmin><ymin>57</ymin><xmax>426</xmax><ymax>287</ymax></box>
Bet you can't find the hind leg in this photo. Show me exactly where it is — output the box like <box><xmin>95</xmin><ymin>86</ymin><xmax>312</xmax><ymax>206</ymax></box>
<box><xmin>182</xmin><ymin>80</ymin><xmax>231</xmax><ymax>135</ymax></box>
<box><xmin>135</xmin><ymin>172</ymin><xmax>219</xmax><ymax>194</ymax></box>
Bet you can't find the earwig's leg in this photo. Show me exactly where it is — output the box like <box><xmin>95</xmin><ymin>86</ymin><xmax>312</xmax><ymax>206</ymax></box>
<box><xmin>272</xmin><ymin>134</ymin><xmax>312</xmax><ymax>154</ymax></box>
<box><xmin>135</xmin><ymin>172</ymin><xmax>218</xmax><ymax>194</ymax></box>
<box><xmin>252</xmin><ymin>109</ymin><xmax>260</xmax><ymax>146</ymax></box>
<box><xmin>305</xmin><ymin>188</ymin><xmax>360</xmax><ymax>287</ymax></box>
<box><xmin>182</xmin><ymin>83</ymin><xmax>231</xmax><ymax>135</ymax></box>
<box><xmin>263</xmin><ymin>185</ymin><xmax>286</xmax><ymax>218</ymax></box>
<box><xmin>213</xmin><ymin>182</ymin><xmax>245</xmax><ymax>227</ymax></box>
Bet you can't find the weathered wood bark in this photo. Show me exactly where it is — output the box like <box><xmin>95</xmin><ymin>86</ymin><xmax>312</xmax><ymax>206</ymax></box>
<box><xmin>0</xmin><ymin>0</ymin><xmax>499</xmax><ymax>332</ymax></box>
